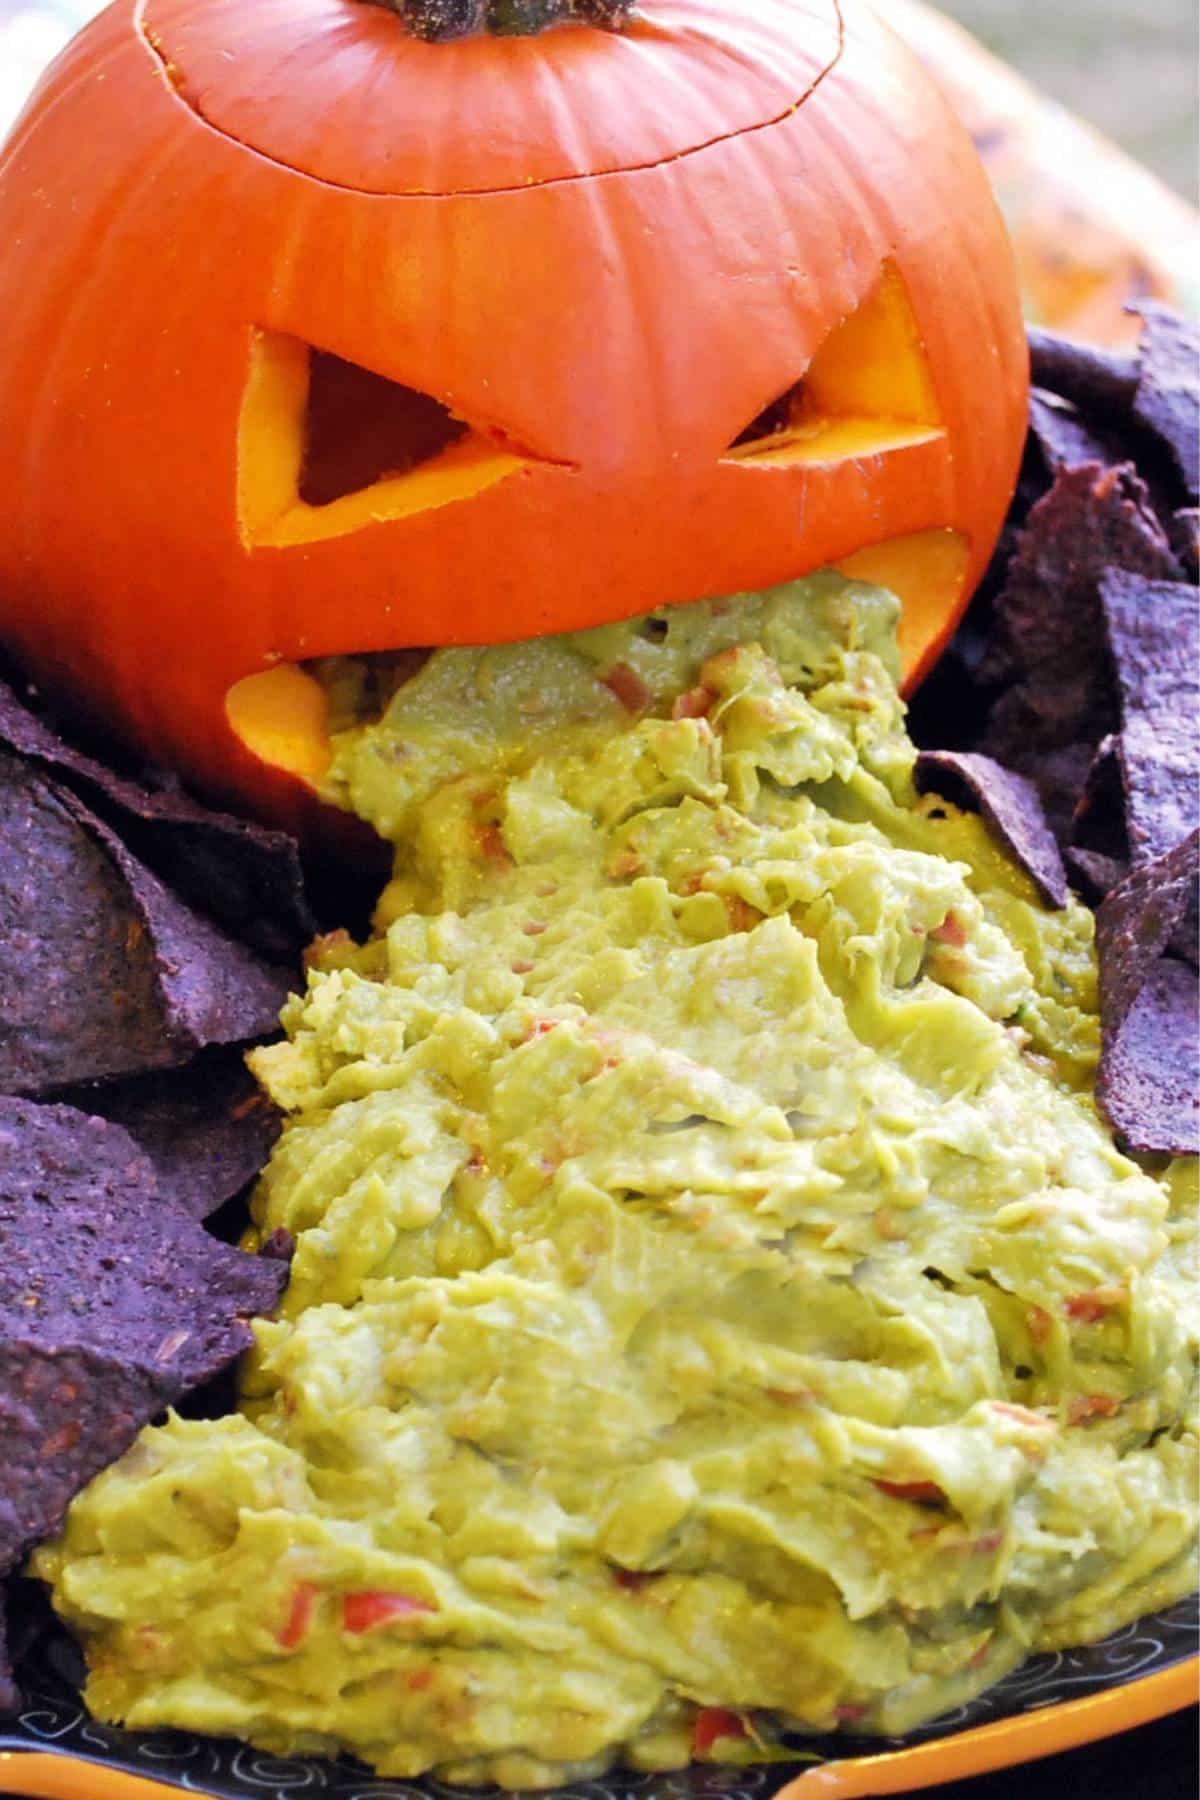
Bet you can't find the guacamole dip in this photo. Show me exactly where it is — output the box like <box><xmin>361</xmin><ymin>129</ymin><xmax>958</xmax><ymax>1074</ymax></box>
<box><xmin>36</xmin><ymin>577</ymin><xmax>1198</xmax><ymax>1786</ymax></box>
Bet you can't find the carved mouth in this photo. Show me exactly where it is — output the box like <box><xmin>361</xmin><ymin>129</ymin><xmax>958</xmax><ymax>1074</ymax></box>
<box><xmin>225</xmin><ymin>528</ymin><xmax>967</xmax><ymax>788</ymax></box>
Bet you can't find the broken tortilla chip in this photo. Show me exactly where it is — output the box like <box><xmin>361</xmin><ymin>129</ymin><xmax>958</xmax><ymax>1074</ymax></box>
<box><xmin>1027</xmin><ymin>391</ymin><xmax>1130</xmax><ymax>478</ymax></box>
<box><xmin>1070</xmin><ymin>848</ymin><xmax>1197</xmax><ymax>972</ymax></box>
<box><xmin>915</xmin><ymin>750</ymin><xmax>1069</xmax><ymax>907</ymax></box>
<box><xmin>1099</xmin><ymin>571</ymin><xmax>1200</xmax><ymax>864</ymax></box>
<box><xmin>1026</xmin><ymin>329</ymin><xmax>1139</xmax><ymax>421</ymax></box>
<box><xmin>1097</xmin><ymin>832</ymin><xmax>1198</xmax><ymax>1030</ymax></box>
<box><xmin>0</xmin><ymin>753</ymin><xmax>292</xmax><ymax>1096</ymax></box>
<box><xmin>1116</xmin><ymin>718</ymin><xmax>1200</xmax><ymax>870</ymax></box>
<box><xmin>1100</xmin><ymin>570</ymin><xmax>1200</xmax><ymax>721</ymax></box>
<box><xmin>56</xmin><ymin>1049</ymin><xmax>281</xmax><ymax>1222</ymax></box>
<box><xmin>976</xmin><ymin>456</ymin><xmax>1185</xmax><ymax>851</ymax></box>
<box><xmin>1065</xmin><ymin>846</ymin><xmax>1127</xmax><ymax>906</ymax></box>
<box><xmin>0</xmin><ymin>1099</ymin><xmax>287</xmax><ymax>1583</ymax></box>
<box><xmin>0</xmin><ymin>679</ymin><xmax>313</xmax><ymax>960</ymax></box>
<box><xmin>1095</xmin><ymin>833</ymin><xmax>1200</xmax><ymax>1154</ymax></box>
<box><xmin>999</xmin><ymin>460</ymin><xmax>1177</xmax><ymax>689</ymax></box>
<box><xmin>983</xmin><ymin>463</ymin><xmax>1179</xmax><ymax>757</ymax></box>
<box><xmin>1130</xmin><ymin>303</ymin><xmax>1200</xmax><ymax>502</ymax></box>
<box><xmin>1098</xmin><ymin>958</ymin><xmax>1199</xmax><ymax>1158</ymax></box>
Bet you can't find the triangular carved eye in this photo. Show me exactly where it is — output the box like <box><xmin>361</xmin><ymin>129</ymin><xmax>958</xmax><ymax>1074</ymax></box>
<box><xmin>238</xmin><ymin>331</ymin><xmax>557</xmax><ymax>549</ymax></box>
<box><xmin>724</xmin><ymin>264</ymin><xmax>947</xmax><ymax>467</ymax></box>
<box><xmin>299</xmin><ymin>350</ymin><xmax>470</xmax><ymax>507</ymax></box>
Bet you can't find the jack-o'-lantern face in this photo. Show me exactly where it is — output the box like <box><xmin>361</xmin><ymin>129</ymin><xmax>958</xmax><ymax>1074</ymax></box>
<box><xmin>0</xmin><ymin>0</ymin><xmax>1027</xmax><ymax>835</ymax></box>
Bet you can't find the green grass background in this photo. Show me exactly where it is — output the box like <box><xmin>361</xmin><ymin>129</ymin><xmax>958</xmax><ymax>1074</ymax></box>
<box><xmin>942</xmin><ymin>0</ymin><xmax>1197</xmax><ymax>198</ymax></box>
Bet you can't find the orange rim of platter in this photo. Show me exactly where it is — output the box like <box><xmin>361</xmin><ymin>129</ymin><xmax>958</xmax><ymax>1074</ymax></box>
<box><xmin>0</xmin><ymin>1659</ymin><xmax>1194</xmax><ymax>1800</ymax></box>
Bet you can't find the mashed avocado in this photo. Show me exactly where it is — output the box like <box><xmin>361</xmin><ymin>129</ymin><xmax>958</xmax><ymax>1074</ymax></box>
<box><xmin>36</xmin><ymin>577</ymin><xmax>1198</xmax><ymax>1786</ymax></box>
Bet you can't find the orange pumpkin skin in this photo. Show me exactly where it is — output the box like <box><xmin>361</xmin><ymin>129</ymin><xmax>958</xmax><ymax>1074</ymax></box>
<box><xmin>0</xmin><ymin>0</ymin><xmax>1027</xmax><ymax>833</ymax></box>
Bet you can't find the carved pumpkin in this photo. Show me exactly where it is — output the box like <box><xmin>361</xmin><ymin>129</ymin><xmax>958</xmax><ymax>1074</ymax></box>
<box><xmin>0</xmin><ymin>0</ymin><xmax>1027</xmax><ymax>833</ymax></box>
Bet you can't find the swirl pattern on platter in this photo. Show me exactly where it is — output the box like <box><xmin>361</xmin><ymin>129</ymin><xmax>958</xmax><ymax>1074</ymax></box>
<box><xmin>1</xmin><ymin>1594</ymin><xmax>1195</xmax><ymax>1800</ymax></box>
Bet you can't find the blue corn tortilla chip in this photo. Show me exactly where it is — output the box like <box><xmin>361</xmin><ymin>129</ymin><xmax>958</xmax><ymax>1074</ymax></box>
<box><xmin>2</xmin><ymin>756</ymin><xmax>176</xmax><ymax>1092</ymax></box>
<box><xmin>1027</xmin><ymin>391</ymin><xmax>1130</xmax><ymax>478</ymax></box>
<box><xmin>1071</xmin><ymin>841</ymin><xmax>1193</xmax><ymax>970</ymax></box>
<box><xmin>0</xmin><ymin>1098</ymin><xmax>287</xmax><ymax>1582</ymax></box>
<box><xmin>82</xmin><ymin>799</ymin><xmax>294</xmax><ymax>1065</ymax></box>
<box><xmin>1099</xmin><ymin>571</ymin><xmax>1200</xmax><ymax>865</ymax></box>
<box><xmin>977</xmin><ymin>462</ymin><xmax>1183</xmax><ymax>850</ymax></box>
<box><xmin>1097</xmin><ymin>833</ymin><xmax>1199</xmax><ymax>1030</ymax></box>
<box><xmin>983</xmin><ymin>463</ymin><xmax>1180</xmax><ymax>744</ymax></box>
<box><xmin>1116</xmin><ymin>718</ymin><xmax>1200</xmax><ymax>871</ymax></box>
<box><xmin>56</xmin><ymin>1048</ymin><xmax>282</xmax><ymax>1222</ymax></box>
<box><xmin>1007</xmin><ymin>742</ymin><xmax>1100</xmax><ymax>852</ymax></box>
<box><xmin>937</xmin><ymin>320</ymin><xmax>1193</xmax><ymax>851</ymax></box>
<box><xmin>1130</xmin><ymin>303</ymin><xmax>1200</xmax><ymax>502</ymax></box>
<box><xmin>1098</xmin><ymin>957</ymin><xmax>1199</xmax><ymax>1158</ymax></box>
<box><xmin>0</xmin><ymin>678</ymin><xmax>313</xmax><ymax>960</ymax></box>
<box><xmin>1096</xmin><ymin>833</ymin><xmax>1200</xmax><ymax>1155</ymax></box>
<box><xmin>915</xmin><ymin>750</ymin><xmax>1069</xmax><ymax>908</ymax></box>
<box><xmin>1023</xmin><ymin>325</ymin><xmax>1181</xmax><ymax>537</ymax></box>
<box><xmin>1101</xmin><ymin>570</ymin><xmax>1200</xmax><ymax>722</ymax></box>
<box><xmin>1026</xmin><ymin>329</ymin><xmax>1139</xmax><ymax>420</ymax></box>
<box><xmin>1064</xmin><ymin>846</ymin><xmax>1126</xmax><ymax>904</ymax></box>
<box><xmin>0</xmin><ymin>753</ymin><xmax>292</xmax><ymax>1096</ymax></box>
<box><xmin>1027</xmin><ymin>312</ymin><xmax>1198</xmax><ymax>510</ymax></box>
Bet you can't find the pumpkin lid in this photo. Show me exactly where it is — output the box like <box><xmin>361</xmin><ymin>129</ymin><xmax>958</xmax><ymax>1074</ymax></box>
<box><xmin>141</xmin><ymin>0</ymin><xmax>841</xmax><ymax>195</ymax></box>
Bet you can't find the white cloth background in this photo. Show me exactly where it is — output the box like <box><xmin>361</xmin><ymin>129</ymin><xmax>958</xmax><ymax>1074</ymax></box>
<box><xmin>0</xmin><ymin>0</ymin><xmax>103</xmax><ymax>137</ymax></box>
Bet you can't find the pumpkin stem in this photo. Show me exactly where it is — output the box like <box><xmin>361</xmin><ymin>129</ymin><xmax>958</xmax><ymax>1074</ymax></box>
<box><xmin>377</xmin><ymin>0</ymin><xmax>635</xmax><ymax>40</ymax></box>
